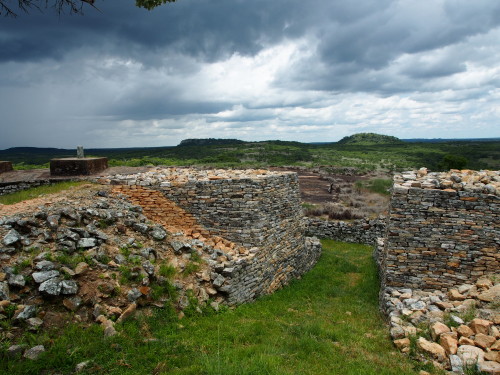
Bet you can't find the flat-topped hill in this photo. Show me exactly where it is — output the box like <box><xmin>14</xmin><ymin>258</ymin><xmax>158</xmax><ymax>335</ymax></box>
<box><xmin>337</xmin><ymin>133</ymin><xmax>404</xmax><ymax>145</ymax></box>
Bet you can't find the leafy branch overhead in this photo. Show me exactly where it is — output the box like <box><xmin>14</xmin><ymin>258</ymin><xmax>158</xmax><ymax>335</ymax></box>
<box><xmin>0</xmin><ymin>0</ymin><xmax>176</xmax><ymax>17</ymax></box>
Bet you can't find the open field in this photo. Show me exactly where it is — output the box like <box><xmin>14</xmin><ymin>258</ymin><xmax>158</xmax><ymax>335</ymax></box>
<box><xmin>0</xmin><ymin>240</ymin><xmax>438</xmax><ymax>375</ymax></box>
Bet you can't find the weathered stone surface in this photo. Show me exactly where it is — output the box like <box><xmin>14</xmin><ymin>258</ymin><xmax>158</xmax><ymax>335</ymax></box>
<box><xmin>8</xmin><ymin>274</ymin><xmax>25</xmax><ymax>288</ymax></box>
<box><xmin>74</xmin><ymin>262</ymin><xmax>89</xmax><ymax>275</ymax></box>
<box><xmin>478</xmin><ymin>285</ymin><xmax>500</xmax><ymax>303</ymax></box>
<box><xmin>484</xmin><ymin>351</ymin><xmax>500</xmax><ymax>362</ymax></box>
<box><xmin>150</xmin><ymin>226</ymin><xmax>167</xmax><ymax>241</ymax></box>
<box><xmin>457</xmin><ymin>324</ymin><xmax>474</xmax><ymax>338</ymax></box>
<box><xmin>474</xmin><ymin>334</ymin><xmax>497</xmax><ymax>349</ymax></box>
<box><xmin>440</xmin><ymin>335</ymin><xmax>458</xmax><ymax>355</ymax></box>
<box><xmin>457</xmin><ymin>345</ymin><xmax>485</xmax><ymax>366</ymax></box>
<box><xmin>116</xmin><ymin>303</ymin><xmax>137</xmax><ymax>324</ymax></box>
<box><xmin>478</xmin><ymin>361</ymin><xmax>500</xmax><ymax>375</ymax></box>
<box><xmin>448</xmin><ymin>289</ymin><xmax>466</xmax><ymax>301</ymax></box>
<box><xmin>26</xmin><ymin>317</ymin><xmax>43</xmax><ymax>330</ymax></box>
<box><xmin>61</xmin><ymin>280</ymin><xmax>78</xmax><ymax>295</ymax></box>
<box><xmin>416</xmin><ymin>337</ymin><xmax>446</xmax><ymax>361</ymax></box>
<box><xmin>63</xmin><ymin>296</ymin><xmax>82</xmax><ymax>311</ymax></box>
<box><xmin>23</xmin><ymin>345</ymin><xmax>45</xmax><ymax>360</ymax></box>
<box><xmin>39</xmin><ymin>278</ymin><xmax>62</xmax><ymax>295</ymax></box>
<box><xmin>127</xmin><ymin>288</ymin><xmax>142</xmax><ymax>302</ymax></box>
<box><xmin>14</xmin><ymin>305</ymin><xmax>36</xmax><ymax>320</ymax></box>
<box><xmin>77</xmin><ymin>238</ymin><xmax>97</xmax><ymax>249</ymax></box>
<box><xmin>458</xmin><ymin>337</ymin><xmax>475</xmax><ymax>346</ymax></box>
<box><xmin>430</xmin><ymin>322</ymin><xmax>450</xmax><ymax>341</ymax></box>
<box><xmin>0</xmin><ymin>281</ymin><xmax>9</xmax><ymax>300</ymax></box>
<box><xmin>32</xmin><ymin>270</ymin><xmax>60</xmax><ymax>284</ymax></box>
<box><xmin>492</xmin><ymin>340</ymin><xmax>500</xmax><ymax>351</ymax></box>
<box><xmin>450</xmin><ymin>354</ymin><xmax>463</xmax><ymax>373</ymax></box>
<box><xmin>470</xmin><ymin>319</ymin><xmax>493</xmax><ymax>335</ymax></box>
<box><xmin>394</xmin><ymin>338</ymin><xmax>411</xmax><ymax>352</ymax></box>
<box><xmin>3</xmin><ymin>229</ymin><xmax>21</xmax><ymax>246</ymax></box>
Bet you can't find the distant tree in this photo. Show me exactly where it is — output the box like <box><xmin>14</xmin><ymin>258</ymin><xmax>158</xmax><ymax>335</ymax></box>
<box><xmin>439</xmin><ymin>154</ymin><xmax>468</xmax><ymax>170</ymax></box>
<box><xmin>0</xmin><ymin>0</ymin><xmax>175</xmax><ymax>17</ymax></box>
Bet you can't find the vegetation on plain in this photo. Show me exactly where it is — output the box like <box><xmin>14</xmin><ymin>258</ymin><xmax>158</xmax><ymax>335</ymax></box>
<box><xmin>2</xmin><ymin>135</ymin><xmax>499</xmax><ymax>172</ymax></box>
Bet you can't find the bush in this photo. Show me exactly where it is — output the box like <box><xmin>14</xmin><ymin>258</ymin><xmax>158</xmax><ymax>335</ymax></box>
<box><xmin>439</xmin><ymin>154</ymin><xmax>468</xmax><ymax>170</ymax></box>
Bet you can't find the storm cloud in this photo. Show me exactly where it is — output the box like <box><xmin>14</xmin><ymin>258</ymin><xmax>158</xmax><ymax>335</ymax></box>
<box><xmin>0</xmin><ymin>0</ymin><xmax>499</xmax><ymax>148</ymax></box>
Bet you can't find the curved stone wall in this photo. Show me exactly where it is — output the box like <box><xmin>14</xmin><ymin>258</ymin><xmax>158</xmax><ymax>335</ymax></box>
<box><xmin>102</xmin><ymin>168</ymin><xmax>322</xmax><ymax>305</ymax></box>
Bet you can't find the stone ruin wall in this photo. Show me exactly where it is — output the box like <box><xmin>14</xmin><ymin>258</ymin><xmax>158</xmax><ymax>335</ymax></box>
<box><xmin>381</xmin><ymin>169</ymin><xmax>499</xmax><ymax>292</ymax></box>
<box><xmin>0</xmin><ymin>179</ymin><xmax>82</xmax><ymax>196</ymax></box>
<box><xmin>98</xmin><ymin>168</ymin><xmax>321</xmax><ymax>305</ymax></box>
<box><xmin>306</xmin><ymin>217</ymin><xmax>386</xmax><ymax>247</ymax></box>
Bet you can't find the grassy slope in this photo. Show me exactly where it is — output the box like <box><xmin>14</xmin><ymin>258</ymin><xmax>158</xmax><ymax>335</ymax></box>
<box><xmin>1</xmin><ymin>241</ymin><xmax>432</xmax><ymax>375</ymax></box>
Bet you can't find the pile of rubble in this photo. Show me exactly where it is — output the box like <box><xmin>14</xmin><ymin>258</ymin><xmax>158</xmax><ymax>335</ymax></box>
<box><xmin>0</xmin><ymin>185</ymin><xmax>239</xmax><ymax>359</ymax></box>
<box><xmin>383</xmin><ymin>276</ymin><xmax>500</xmax><ymax>374</ymax></box>
<box><xmin>394</xmin><ymin>168</ymin><xmax>500</xmax><ymax>195</ymax></box>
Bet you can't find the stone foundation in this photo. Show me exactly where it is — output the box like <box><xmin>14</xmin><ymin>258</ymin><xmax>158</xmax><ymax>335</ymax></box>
<box><xmin>50</xmin><ymin>157</ymin><xmax>108</xmax><ymax>176</ymax></box>
<box><xmin>0</xmin><ymin>161</ymin><xmax>13</xmax><ymax>174</ymax></box>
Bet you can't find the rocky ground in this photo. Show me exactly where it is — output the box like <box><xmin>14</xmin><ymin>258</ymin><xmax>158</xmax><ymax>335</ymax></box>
<box><xmin>0</xmin><ymin>184</ymin><xmax>241</xmax><ymax>360</ymax></box>
<box><xmin>384</xmin><ymin>277</ymin><xmax>500</xmax><ymax>374</ymax></box>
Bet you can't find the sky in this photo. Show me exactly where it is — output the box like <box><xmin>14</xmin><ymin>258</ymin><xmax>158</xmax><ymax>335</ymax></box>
<box><xmin>0</xmin><ymin>0</ymin><xmax>499</xmax><ymax>149</ymax></box>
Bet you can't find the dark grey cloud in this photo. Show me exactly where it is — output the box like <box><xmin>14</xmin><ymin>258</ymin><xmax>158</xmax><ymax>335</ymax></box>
<box><xmin>0</xmin><ymin>0</ymin><xmax>499</xmax><ymax>149</ymax></box>
<box><xmin>0</xmin><ymin>0</ymin><xmax>310</xmax><ymax>64</ymax></box>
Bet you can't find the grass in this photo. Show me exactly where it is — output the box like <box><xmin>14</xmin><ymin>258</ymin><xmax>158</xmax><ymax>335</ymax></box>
<box><xmin>1</xmin><ymin>240</ymin><xmax>432</xmax><ymax>374</ymax></box>
<box><xmin>0</xmin><ymin>181</ymin><xmax>86</xmax><ymax>205</ymax></box>
<box><xmin>355</xmin><ymin>178</ymin><xmax>392</xmax><ymax>195</ymax></box>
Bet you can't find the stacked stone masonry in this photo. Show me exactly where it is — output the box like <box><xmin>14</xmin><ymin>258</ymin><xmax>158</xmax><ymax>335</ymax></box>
<box><xmin>306</xmin><ymin>217</ymin><xmax>386</xmax><ymax>246</ymax></box>
<box><xmin>97</xmin><ymin>168</ymin><xmax>321</xmax><ymax>305</ymax></box>
<box><xmin>0</xmin><ymin>179</ymin><xmax>81</xmax><ymax>196</ymax></box>
<box><xmin>382</xmin><ymin>168</ymin><xmax>499</xmax><ymax>292</ymax></box>
<box><xmin>0</xmin><ymin>161</ymin><xmax>13</xmax><ymax>174</ymax></box>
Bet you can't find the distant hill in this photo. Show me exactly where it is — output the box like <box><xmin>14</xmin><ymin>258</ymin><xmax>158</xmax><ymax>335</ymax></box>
<box><xmin>337</xmin><ymin>133</ymin><xmax>404</xmax><ymax>145</ymax></box>
<box><xmin>179</xmin><ymin>138</ymin><xmax>245</xmax><ymax>147</ymax></box>
<box><xmin>402</xmin><ymin>137</ymin><xmax>500</xmax><ymax>143</ymax></box>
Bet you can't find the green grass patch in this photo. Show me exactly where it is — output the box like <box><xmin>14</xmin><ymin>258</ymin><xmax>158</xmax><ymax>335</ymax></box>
<box><xmin>0</xmin><ymin>181</ymin><xmax>86</xmax><ymax>205</ymax></box>
<box><xmin>355</xmin><ymin>178</ymin><xmax>392</xmax><ymax>195</ymax></box>
<box><xmin>1</xmin><ymin>240</ymin><xmax>432</xmax><ymax>374</ymax></box>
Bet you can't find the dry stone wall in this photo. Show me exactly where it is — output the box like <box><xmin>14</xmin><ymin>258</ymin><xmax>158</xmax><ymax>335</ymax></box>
<box><xmin>98</xmin><ymin>168</ymin><xmax>321</xmax><ymax>305</ymax></box>
<box><xmin>306</xmin><ymin>217</ymin><xmax>386</xmax><ymax>246</ymax></box>
<box><xmin>1</xmin><ymin>180</ymin><xmax>56</xmax><ymax>196</ymax></box>
<box><xmin>382</xmin><ymin>169</ymin><xmax>500</xmax><ymax>292</ymax></box>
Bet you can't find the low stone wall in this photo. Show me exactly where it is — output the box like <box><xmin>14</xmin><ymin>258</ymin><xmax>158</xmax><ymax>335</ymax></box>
<box><xmin>100</xmin><ymin>168</ymin><xmax>322</xmax><ymax>305</ymax></box>
<box><xmin>0</xmin><ymin>180</ymin><xmax>53</xmax><ymax>196</ymax></box>
<box><xmin>0</xmin><ymin>161</ymin><xmax>13</xmax><ymax>174</ymax></box>
<box><xmin>50</xmin><ymin>157</ymin><xmax>108</xmax><ymax>176</ymax></box>
<box><xmin>382</xmin><ymin>169</ymin><xmax>500</xmax><ymax>291</ymax></box>
<box><xmin>306</xmin><ymin>217</ymin><xmax>386</xmax><ymax>246</ymax></box>
<box><xmin>0</xmin><ymin>178</ymin><xmax>82</xmax><ymax>196</ymax></box>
